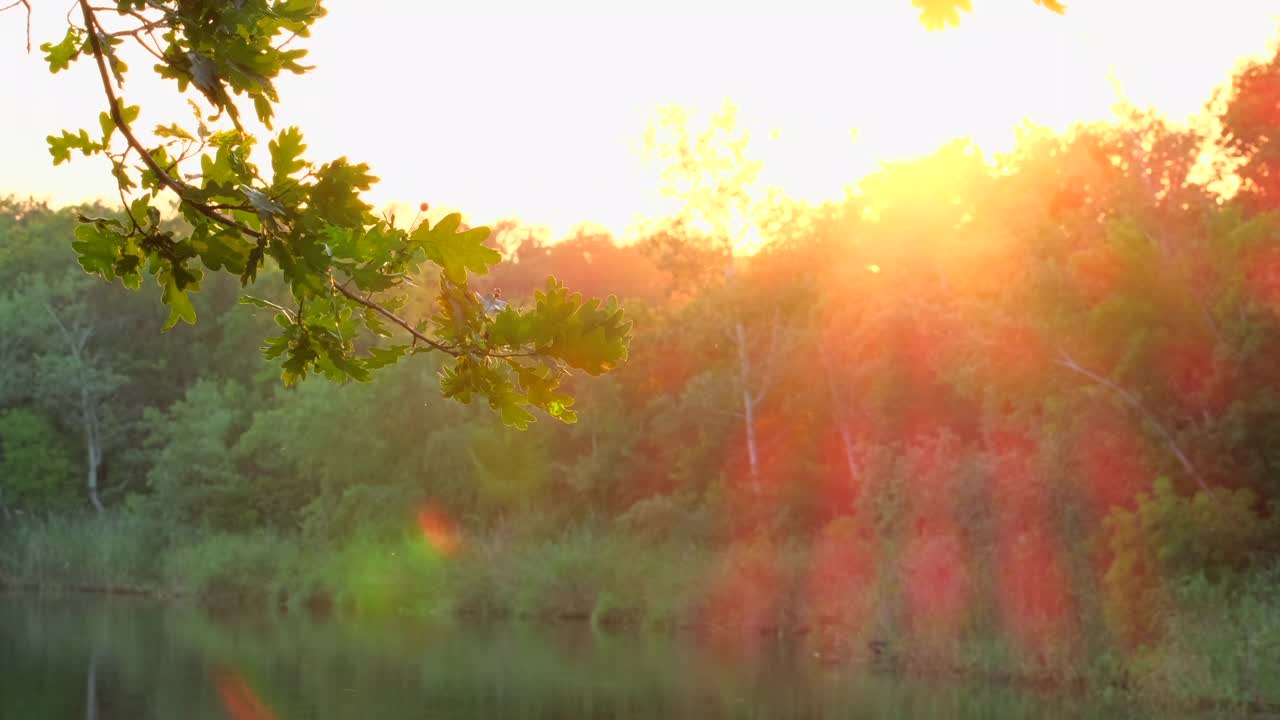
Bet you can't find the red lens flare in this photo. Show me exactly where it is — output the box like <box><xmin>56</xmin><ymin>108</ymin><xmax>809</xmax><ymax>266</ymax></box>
<box><xmin>213</xmin><ymin>668</ymin><xmax>276</xmax><ymax>720</ymax></box>
<box><xmin>903</xmin><ymin>527</ymin><xmax>972</xmax><ymax>648</ymax></box>
<box><xmin>987</xmin><ymin>432</ymin><xmax>1075</xmax><ymax>657</ymax></box>
<box><xmin>701</xmin><ymin>541</ymin><xmax>785</xmax><ymax>636</ymax></box>
<box><xmin>998</xmin><ymin>528</ymin><xmax>1074</xmax><ymax>657</ymax></box>
<box><xmin>806</xmin><ymin>518</ymin><xmax>877</xmax><ymax>635</ymax></box>
<box><xmin>1076</xmin><ymin>405</ymin><xmax>1151</xmax><ymax>514</ymax></box>
<box><xmin>416</xmin><ymin>504</ymin><xmax>461</xmax><ymax>557</ymax></box>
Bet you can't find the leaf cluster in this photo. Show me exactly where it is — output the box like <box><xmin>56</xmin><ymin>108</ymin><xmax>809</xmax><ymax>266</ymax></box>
<box><xmin>37</xmin><ymin>0</ymin><xmax>631</xmax><ymax>427</ymax></box>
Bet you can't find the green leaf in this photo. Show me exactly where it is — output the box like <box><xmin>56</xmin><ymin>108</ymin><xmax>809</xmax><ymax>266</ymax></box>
<box><xmin>154</xmin><ymin>123</ymin><xmax>195</xmax><ymax>141</ymax></box>
<box><xmin>307</xmin><ymin>159</ymin><xmax>376</xmax><ymax>227</ymax></box>
<box><xmin>72</xmin><ymin>222</ymin><xmax>124</xmax><ymax>280</ymax></box>
<box><xmin>497</xmin><ymin>393</ymin><xmax>537</xmax><ymax>430</ymax></box>
<box><xmin>488</xmin><ymin>306</ymin><xmax>536</xmax><ymax>347</ymax></box>
<box><xmin>40</xmin><ymin>29</ymin><xmax>82</xmax><ymax>73</ymax></box>
<box><xmin>515</xmin><ymin>363</ymin><xmax>577</xmax><ymax>423</ymax></box>
<box><xmin>193</xmin><ymin>228</ymin><xmax>254</xmax><ymax>273</ymax></box>
<box><xmin>97</xmin><ymin>103</ymin><xmax>142</xmax><ymax>146</ymax></box>
<box><xmin>364</xmin><ymin>344</ymin><xmax>410</xmax><ymax>371</ymax></box>
<box><xmin>47</xmin><ymin>129</ymin><xmax>100</xmax><ymax>165</ymax></box>
<box><xmin>119</xmin><ymin>103</ymin><xmax>141</xmax><ymax>126</ymax></box>
<box><xmin>410</xmin><ymin>213</ymin><xmax>499</xmax><ymax>285</ymax></box>
<box><xmin>99</xmin><ymin>112</ymin><xmax>115</xmax><ymax>144</ymax></box>
<box><xmin>269</xmin><ymin>126</ymin><xmax>307</xmax><ymax>184</ymax></box>
<box><xmin>533</xmin><ymin>278</ymin><xmax>632</xmax><ymax>375</ymax></box>
<box><xmin>159</xmin><ymin>267</ymin><xmax>200</xmax><ymax>330</ymax></box>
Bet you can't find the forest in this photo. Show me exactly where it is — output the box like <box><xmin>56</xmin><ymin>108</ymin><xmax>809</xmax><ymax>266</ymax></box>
<box><xmin>4</xmin><ymin>2</ymin><xmax>1280</xmax><ymax>713</ymax></box>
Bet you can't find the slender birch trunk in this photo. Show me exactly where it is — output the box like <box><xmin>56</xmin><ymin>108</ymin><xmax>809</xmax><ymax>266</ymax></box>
<box><xmin>734</xmin><ymin>320</ymin><xmax>760</xmax><ymax>487</ymax></box>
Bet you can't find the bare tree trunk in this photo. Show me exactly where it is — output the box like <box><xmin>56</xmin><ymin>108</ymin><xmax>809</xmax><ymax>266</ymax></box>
<box><xmin>1055</xmin><ymin>347</ymin><xmax>1207</xmax><ymax>492</ymax></box>
<box><xmin>46</xmin><ymin>305</ymin><xmax>106</xmax><ymax>514</ymax></box>
<box><xmin>837</xmin><ymin>424</ymin><xmax>858</xmax><ymax>487</ymax></box>
<box><xmin>77</xmin><ymin>342</ymin><xmax>105</xmax><ymax>514</ymax></box>
<box><xmin>742</xmin><ymin>386</ymin><xmax>760</xmax><ymax>483</ymax></box>
<box><xmin>735</xmin><ymin>320</ymin><xmax>761</xmax><ymax>487</ymax></box>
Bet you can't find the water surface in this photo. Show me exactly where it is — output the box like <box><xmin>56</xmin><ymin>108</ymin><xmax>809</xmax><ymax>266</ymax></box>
<box><xmin>0</xmin><ymin>594</ymin><xmax>1151</xmax><ymax>719</ymax></box>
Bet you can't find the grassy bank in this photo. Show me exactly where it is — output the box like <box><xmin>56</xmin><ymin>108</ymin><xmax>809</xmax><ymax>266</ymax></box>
<box><xmin>0</xmin><ymin>512</ymin><xmax>711</xmax><ymax>624</ymax></box>
<box><xmin>3</xmin><ymin>512</ymin><xmax>1279</xmax><ymax>713</ymax></box>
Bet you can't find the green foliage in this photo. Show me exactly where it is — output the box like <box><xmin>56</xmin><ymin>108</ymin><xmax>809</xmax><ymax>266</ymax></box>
<box><xmin>1144</xmin><ymin>564</ymin><xmax>1280</xmax><ymax>707</ymax></box>
<box><xmin>0</xmin><ymin>410</ymin><xmax>77</xmax><ymax>512</ymax></box>
<box><xmin>38</xmin><ymin>0</ymin><xmax>628</xmax><ymax>426</ymax></box>
<box><xmin>297</xmin><ymin>484</ymin><xmax>425</xmax><ymax>544</ymax></box>
<box><xmin>435</xmin><ymin>524</ymin><xmax>710</xmax><ymax>627</ymax></box>
<box><xmin>38</xmin><ymin>28</ymin><xmax>82</xmax><ymax>73</ymax></box>
<box><xmin>1103</xmin><ymin>478</ymin><xmax>1273</xmax><ymax>646</ymax></box>
<box><xmin>143</xmin><ymin>380</ymin><xmax>256</xmax><ymax>530</ymax></box>
<box><xmin>161</xmin><ymin>531</ymin><xmax>299</xmax><ymax>606</ymax></box>
<box><xmin>410</xmin><ymin>213</ymin><xmax>501</xmax><ymax>285</ymax></box>
<box><xmin>466</xmin><ymin>425</ymin><xmax>553</xmax><ymax>514</ymax></box>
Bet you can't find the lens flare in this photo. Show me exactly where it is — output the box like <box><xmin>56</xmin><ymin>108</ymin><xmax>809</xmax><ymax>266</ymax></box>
<box><xmin>903</xmin><ymin>528</ymin><xmax>972</xmax><ymax>648</ymax></box>
<box><xmin>417</xmin><ymin>504</ymin><xmax>460</xmax><ymax>557</ymax></box>
<box><xmin>1076</xmin><ymin>405</ymin><xmax>1151</xmax><ymax>514</ymax></box>
<box><xmin>213</xmin><ymin>668</ymin><xmax>276</xmax><ymax>720</ymax></box>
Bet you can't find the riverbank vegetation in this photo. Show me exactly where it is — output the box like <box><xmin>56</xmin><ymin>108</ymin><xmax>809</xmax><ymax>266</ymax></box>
<box><xmin>6</xmin><ymin>26</ymin><xmax>1280</xmax><ymax>716</ymax></box>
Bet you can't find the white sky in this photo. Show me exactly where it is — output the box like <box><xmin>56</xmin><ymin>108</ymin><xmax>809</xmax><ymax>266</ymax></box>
<box><xmin>2</xmin><ymin>1</ymin><xmax>1277</xmax><ymax>237</ymax></box>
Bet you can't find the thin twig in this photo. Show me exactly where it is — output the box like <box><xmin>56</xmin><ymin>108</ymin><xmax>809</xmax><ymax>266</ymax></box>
<box><xmin>1</xmin><ymin>0</ymin><xmax>32</xmax><ymax>52</ymax></box>
<box><xmin>332</xmin><ymin>281</ymin><xmax>458</xmax><ymax>356</ymax></box>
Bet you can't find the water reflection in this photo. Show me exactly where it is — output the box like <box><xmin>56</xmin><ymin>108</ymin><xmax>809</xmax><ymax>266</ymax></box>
<box><xmin>86</xmin><ymin>654</ymin><xmax>97</xmax><ymax>720</ymax></box>
<box><xmin>1</xmin><ymin>595</ymin><xmax>1148</xmax><ymax>719</ymax></box>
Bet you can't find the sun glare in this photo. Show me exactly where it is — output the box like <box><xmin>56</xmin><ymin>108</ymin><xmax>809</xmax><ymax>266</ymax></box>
<box><xmin>4</xmin><ymin>3</ymin><xmax>1277</xmax><ymax>236</ymax></box>
<box><xmin>7</xmin><ymin>2</ymin><xmax>1280</xmax><ymax>715</ymax></box>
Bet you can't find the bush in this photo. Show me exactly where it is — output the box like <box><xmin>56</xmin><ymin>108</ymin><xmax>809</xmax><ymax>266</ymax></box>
<box><xmin>1102</xmin><ymin>478</ymin><xmax>1271</xmax><ymax>646</ymax></box>
<box><xmin>0</xmin><ymin>409</ymin><xmax>78</xmax><ymax>512</ymax></box>
<box><xmin>161</xmin><ymin>532</ymin><xmax>300</xmax><ymax>606</ymax></box>
<box><xmin>1129</xmin><ymin>563</ymin><xmax>1280</xmax><ymax>709</ymax></box>
<box><xmin>298</xmin><ymin>532</ymin><xmax>451</xmax><ymax>617</ymax></box>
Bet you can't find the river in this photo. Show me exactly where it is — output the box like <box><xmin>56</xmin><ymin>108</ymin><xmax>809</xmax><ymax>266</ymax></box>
<box><xmin>0</xmin><ymin>594</ymin><xmax>1161</xmax><ymax>719</ymax></box>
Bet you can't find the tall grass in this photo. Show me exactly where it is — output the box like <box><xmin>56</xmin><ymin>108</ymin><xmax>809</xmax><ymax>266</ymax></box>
<box><xmin>1128</xmin><ymin>564</ymin><xmax>1280</xmax><ymax>710</ymax></box>
<box><xmin>5</xmin><ymin>512</ymin><xmax>1280</xmax><ymax>711</ymax></box>
<box><xmin>0</xmin><ymin>513</ymin><xmax>163</xmax><ymax>590</ymax></box>
<box><xmin>439</xmin><ymin>524</ymin><xmax>713</xmax><ymax>628</ymax></box>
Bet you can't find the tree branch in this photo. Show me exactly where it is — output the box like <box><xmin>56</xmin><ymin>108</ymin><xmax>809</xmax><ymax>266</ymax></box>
<box><xmin>80</xmin><ymin>0</ymin><xmax>480</xmax><ymax>364</ymax></box>
<box><xmin>79</xmin><ymin>1</ymin><xmax>261</xmax><ymax>238</ymax></box>
<box><xmin>1</xmin><ymin>0</ymin><xmax>31</xmax><ymax>53</ymax></box>
<box><xmin>331</xmin><ymin>281</ymin><xmax>459</xmax><ymax>356</ymax></box>
<box><xmin>1054</xmin><ymin>347</ymin><xmax>1208</xmax><ymax>492</ymax></box>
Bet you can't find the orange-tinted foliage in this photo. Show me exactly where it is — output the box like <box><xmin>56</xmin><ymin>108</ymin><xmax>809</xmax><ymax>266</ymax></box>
<box><xmin>214</xmin><ymin>668</ymin><xmax>276</xmax><ymax>720</ymax></box>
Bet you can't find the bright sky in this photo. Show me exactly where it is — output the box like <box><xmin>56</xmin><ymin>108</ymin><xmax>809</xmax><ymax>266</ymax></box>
<box><xmin>2</xmin><ymin>2</ymin><xmax>1277</xmax><ymax>237</ymax></box>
